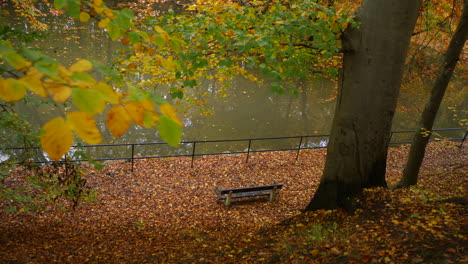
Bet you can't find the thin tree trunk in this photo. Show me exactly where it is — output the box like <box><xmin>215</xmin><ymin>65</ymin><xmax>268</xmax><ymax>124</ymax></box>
<box><xmin>397</xmin><ymin>0</ymin><xmax>468</xmax><ymax>188</ymax></box>
<box><xmin>305</xmin><ymin>0</ymin><xmax>421</xmax><ymax>211</ymax></box>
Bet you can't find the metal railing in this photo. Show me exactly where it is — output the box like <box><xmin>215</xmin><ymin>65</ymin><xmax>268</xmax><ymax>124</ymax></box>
<box><xmin>3</xmin><ymin>127</ymin><xmax>467</xmax><ymax>172</ymax></box>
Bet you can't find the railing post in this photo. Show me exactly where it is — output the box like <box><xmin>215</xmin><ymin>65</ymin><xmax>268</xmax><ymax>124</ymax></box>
<box><xmin>191</xmin><ymin>142</ymin><xmax>196</xmax><ymax>168</ymax></box>
<box><xmin>296</xmin><ymin>136</ymin><xmax>303</xmax><ymax>160</ymax></box>
<box><xmin>460</xmin><ymin>130</ymin><xmax>468</xmax><ymax>149</ymax></box>
<box><xmin>131</xmin><ymin>144</ymin><xmax>135</xmax><ymax>173</ymax></box>
<box><xmin>245</xmin><ymin>139</ymin><xmax>252</xmax><ymax>163</ymax></box>
<box><xmin>64</xmin><ymin>154</ymin><xmax>68</xmax><ymax>177</ymax></box>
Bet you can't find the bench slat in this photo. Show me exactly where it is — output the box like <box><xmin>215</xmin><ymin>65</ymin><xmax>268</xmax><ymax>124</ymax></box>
<box><xmin>219</xmin><ymin>184</ymin><xmax>283</xmax><ymax>195</ymax></box>
<box><xmin>216</xmin><ymin>184</ymin><xmax>283</xmax><ymax>206</ymax></box>
<box><xmin>218</xmin><ymin>190</ymin><xmax>272</xmax><ymax>199</ymax></box>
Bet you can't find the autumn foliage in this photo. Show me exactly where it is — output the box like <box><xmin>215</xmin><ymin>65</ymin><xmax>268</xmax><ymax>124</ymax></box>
<box><xmin>1</xmin><ymin>0</ymin><xmax>183</xmax><ymax>160</ymax></box>
<box><xmin>0</xmin><ymin>141</ymin><xmax>466</xmax><ymax>263</ymax></box>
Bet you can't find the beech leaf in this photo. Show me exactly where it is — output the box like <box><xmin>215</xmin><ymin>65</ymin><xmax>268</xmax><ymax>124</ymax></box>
<box><xmin>72</xmin><ymin>88</ymin><xmax>107</xmax><ymax>115</ymax></box>
<box><xmin>69</xmin><ymin>59</ymin><xmax>93</xmax><ymax>73</ymax></box>
<box><xmin>107</xmin><ymin>105</ymin><xmax>131</xmax><ymax>137</ymax></box>
<box><xmin>40</xmin><ymin>117</ymin><xmax>73</xmax><ymax>161</ymax></box>
<box><xmin>124</xmin><ymin>101</ymin><xmax>144</xmax><ymax>127</ymax></box>
<box><xmin>160</xmin><ymin>103</ymin><xmax>182</xmax><ymax>126</ymax></box>
<box><xmin>67</xmin><ymin>111</ymin><xmax>102</xmax><ymax>144</ymax></box>
<box><xmin>0</xmin><ymin>78</ymin><xmax>27</xmax><ymax>102</ymax></box>
<box><xmin>158</xmin><ymin>115</ymin><xmax>181</xmax><ymax>147</ymax></box>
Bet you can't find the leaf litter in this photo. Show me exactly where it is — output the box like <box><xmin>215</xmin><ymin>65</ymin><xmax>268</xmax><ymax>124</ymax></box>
<box><xmin>0</xmin><ymin>141</ymin><xmax>466</xmax><ymax>263</ymax></box>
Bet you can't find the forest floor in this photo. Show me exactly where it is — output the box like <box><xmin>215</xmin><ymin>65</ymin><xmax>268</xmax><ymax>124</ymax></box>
<box><xmin>0</xmin><ymin>141</ymin><xmax>466</xmax><ymax>263</ymax></box>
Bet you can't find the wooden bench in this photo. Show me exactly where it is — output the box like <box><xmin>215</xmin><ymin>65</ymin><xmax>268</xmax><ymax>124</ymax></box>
<box><xmin>216</xmin><ymin>184</ymin><xmax>283</xmax><ymax>206</ymax></box>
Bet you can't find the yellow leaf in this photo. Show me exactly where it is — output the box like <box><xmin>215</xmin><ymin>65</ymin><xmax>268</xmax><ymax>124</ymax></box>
<box><xmin>2</xmin><ymin>51</ymin><xmax>31</xmax><ymax>70</ymax></box>
<box><xmin>317</xmin><ymin>11</ymin><xmax>327</xmax><ymax>20</ymax></box>
<box><xmin>140</xmin><ymin>98</ymin><xmax>155</xmax><ymax>111</ymax></box>
<box><xmin>67</xmin><ymin>112</ymin><xmax>102</xmax><ymax>144</ymax></box>
<box><xmin>95</xmin><ymin>82</ymin><xmax>119</xmax><ymax>104</ymax></box>
<box><xmin>107</xmin><ymin>105</ymin><xmax>131</xmax><ymax>137</ymax></box>
<box><xmin>79</xmin><ymin>12</ymin><xmax>90</xmax><ymax>22</ymax></box>
<box><xmin>95</xmin><ymin>6</ymin><xmax>104</xmax><ymax>15</ymax></box>
<box><xmin>160</xmin><ymin>103</ymin><xmax>182</xmax><ymax>126</ymax></box>
<box><xmin>69</xmin><ymin>59</ymin><xmax>93</xmax><ymax>73</ymax></box>
<box><xmin>93</xmin><ymin>0</ymin><xmax>103</xmax><ymax>7</ymax></box>
<box><xmin>45</xmin><ymin>83</ymin><xmax>72</xmax><ymax>102</ymax></box>
<box><xmin>0</xmin><ymin>78</ymin><xmax>27</xmax><ymax>102</ymax></box>
<box><xmin>143</xmin><ymin>111</ymin><xmax>159</xmax><ymax>128</ymax></box>
<box><xmin>124</xmin><ymin>101</ymin><xmax>144</xmax><ymax>126</ymax></box>
<box><xmin>154</xmin><ymin>25</ymin><xmax>170</xmax><ymax>41</ymax></box>
<box><xmin>161</xmin><ymin>58</ymin><xmax>176</xmax><ymax>72</ymax></box>
<box><xmin>58</xmin><ymin>65</ymin><xmax>73</xmax><ymax>77</ymax></box>
<box><xmin>70</xmin><ymin>72</ymin><xmax>97</xmax><ymax>89</ymax></box>
<box><xmin>104</xmin><ymin>8</ymin><xmax>115</xmax><ymax>19</ymax></box>
<box><xmin>40</xmin><ymin>117</ymin><xmax>73</xmax><ymax>161</ymax></box>
<box><xmin>22</xmin><ymin>68</ymin><xmax>47</xmax><ymax>97</ymax></box>
<box><xmin>98</xmin><ymin>18</ymin><xmax>110</xmax><ymax>28</ymax></box>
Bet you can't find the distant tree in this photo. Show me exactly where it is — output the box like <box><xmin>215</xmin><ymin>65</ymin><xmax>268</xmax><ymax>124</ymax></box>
<box><xmin>397</xmin><ymin>0</ymin><xmax>468</xmax><ymax>188</ymax></box>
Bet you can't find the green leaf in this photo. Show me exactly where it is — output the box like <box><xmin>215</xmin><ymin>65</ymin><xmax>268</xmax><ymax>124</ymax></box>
<box><xmin>410</xmin><ymin>213</ymin><xmax>421</xmax><ymax>218</ymax></box>
<box><xmin>128</xmin><ymin>31</ymin><xmax>141</xmax><ymax>44</ymax></box>
<box><xmin>115</xmin><ymin>8</ymin><xmax>134</xmax><ymax>29</ymax></box>
<box><xmin>70</xmin><ymin>72</ymin><xmax>94</xmax><ymax>83</ymax></box>
<box><xmin>0</xmin><ymin>41</ymin><xmax>12</xmax><ymax>53</ymax></box>
<box><xmin>170</xmin><ymin>37</ymin><xmax>186</xmax><ymax>53</ymax></box>
<box><xmin>183</xmin><ymin>79</ymin><xmax>197</xmax><ymax>87</ymax></box>
<box><xmin>170</xmin><ymin>87</ymin><xmax>184</xmax><ymax>99</ymax></box>
<box><xmin>127</xmin><ymin>82</ymin><xmax>147</xmax><ymax>101</ymax></box>
<box><xmin>20</xmin><ymin>49</ymin><xmax>53</xmax><ymax>62</ymax></box>
<box><xmin>158</xmin><ymin>116</ymin><xmax>181</xmax><ymax>147</ymax></box>
<box><xmin>137</xmin><ymin>31</ymin><xmax>150</xmax><ymax>42</ymax></box>
<box><xmin>72</xmin><ymin>88</ymin><xmax>106</xmax><ymax>115</ymax></box>
<box><xmin>66</xmin><ymin>0</ymin><xmax>80</xmax><ymax>18</ymax></box>
<box><xmin>91</xmin><ymin>60</ymin><xmax>122</xmax><ymax>82</ymax></box>
<box><xmin>153</xmin><ymin>35</ymin><xmax>166</xmax><ymax>48</ymax></box>
<box><xmin>5</xmin><ymin>206</ymin><xmax>17</xmax><ymax>213</ymax></box>
<box><xmin>149</xmin><ymin>93</ymin><xmax>167</xmax><ymax>105</ymax></box>
<box><xmin>271</xmin><ymin>82</ymin><xmax>284</xmax><ymax>95</ymax></box>
<box><xmin>1</xmin><ymin>51</ymin><xmax>30</xmax><ymax>70</ymax></box>
<box><xmin>106</xmin><ymin>22</ymin><xmax>121</xmax><ymax>41</ymax></box>
<box><xmin>54</xmin><ymin>0</ymin><xmax>66</xmax><ymax>10</ymax></box>
<box><xmin>35</xmin><ymin>61</ymin><xmax>58</xmax><ymax>75</ymax></box>
<box><xmin>219</xmin><ymin>59</ymin><xmax>233</xmax><ymax>67</ymax></box>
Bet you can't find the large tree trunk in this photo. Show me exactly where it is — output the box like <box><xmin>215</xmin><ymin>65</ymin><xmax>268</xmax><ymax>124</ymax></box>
<box><xmin>304</xmin><ymin>0</ymin><xmax>421</xmax><ymax>211</ymax></box>
<box><xmin>397</xmin><ymin>0</ymin><xmax>468</xmax><ymax>188</ymax></box>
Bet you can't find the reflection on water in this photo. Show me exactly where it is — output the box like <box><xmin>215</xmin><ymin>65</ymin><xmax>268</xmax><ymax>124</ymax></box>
<box><xmin>0</xmin><ymin>152</ymin><xmax>9</xmax><ymax>163</ymax></box>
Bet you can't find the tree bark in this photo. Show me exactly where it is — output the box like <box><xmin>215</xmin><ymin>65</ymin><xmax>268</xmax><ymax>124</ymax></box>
<box><xmin>397</xmin><ymin>0</ymin><xmax>468</xmax><ymax>188</ymax></box>
<box><xmin>304</xmin><ymin>0</ymin><xmax>421</xmax><ymax>211</ymax></box>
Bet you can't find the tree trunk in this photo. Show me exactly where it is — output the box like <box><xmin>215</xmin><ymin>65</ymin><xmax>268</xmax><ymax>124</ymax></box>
<box><xmin>397</xmin><ymin>0</ymin><xmax>468</xmax><ymax>188</ymax></box>
<box><xmin>304</xmin><ymin>0</ymin><xmax>421</xmax><ymax>211</ymax></box>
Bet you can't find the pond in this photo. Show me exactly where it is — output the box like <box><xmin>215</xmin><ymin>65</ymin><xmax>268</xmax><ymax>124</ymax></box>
<box><xmin>2</xmin><ymin>4</ymin><xmax>466</xmax><ymax>161</ymax></box>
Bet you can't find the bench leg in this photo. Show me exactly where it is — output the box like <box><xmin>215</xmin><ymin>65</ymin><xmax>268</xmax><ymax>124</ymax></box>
<box><xmin>225</xmin><ymin>191</ymin><xmax>232</xmax><ymax>206</ymax></box>
<box><xmin>269</xmin><ymin>187</ymin><xmax>278</xmax><ymax>202</ymax></box>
